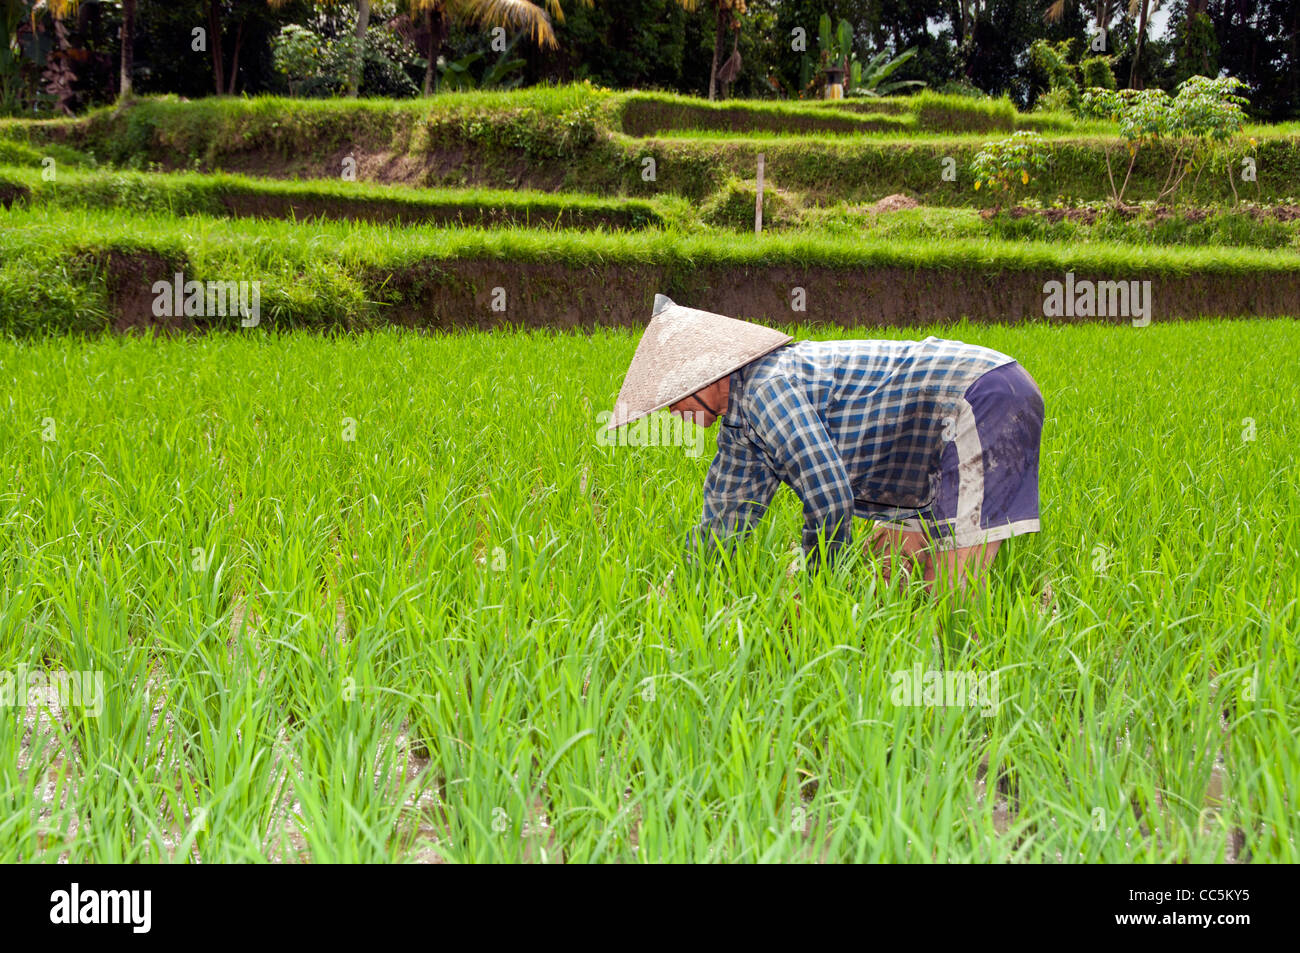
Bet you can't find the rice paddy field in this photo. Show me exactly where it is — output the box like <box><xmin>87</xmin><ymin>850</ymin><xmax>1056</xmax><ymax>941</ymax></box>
<box><xmin>1</xmin><ymin>86</ymin><xmax>1298</xmax><ymax>864</ymax></box>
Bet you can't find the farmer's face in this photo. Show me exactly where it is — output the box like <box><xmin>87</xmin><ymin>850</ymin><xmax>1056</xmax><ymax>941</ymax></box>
<box><xmin>669</xmin><ymin>376</ymin><xmax>730</xmax><ymax>429</ymax></box>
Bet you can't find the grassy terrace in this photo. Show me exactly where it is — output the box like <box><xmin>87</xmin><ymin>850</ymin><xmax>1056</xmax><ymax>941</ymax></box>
<box><xmin>5</xmin><ymin>165</ymin><xmax>1299</xmax><ymax>249</ymax></box>
<box><xmin>3</xmin><ymin>205</ymin><xmax>1299</xmax><ymax>333</ymax></box>
<box><xmin>2</xmin><ymin>87</ymin><xmax>1296</xmax><ymax>205</ymax></box>
<box><xmin>0</xmin><ymin>165</ymin><xmax>671</xmax><ymax>230</ymax></box>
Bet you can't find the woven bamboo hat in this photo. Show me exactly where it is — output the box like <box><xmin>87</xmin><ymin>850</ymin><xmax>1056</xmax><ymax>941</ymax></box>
<box><xmin>606</xmin><ymin>295</ymin><xmax>793</xmax><ymax>431</ymax></box>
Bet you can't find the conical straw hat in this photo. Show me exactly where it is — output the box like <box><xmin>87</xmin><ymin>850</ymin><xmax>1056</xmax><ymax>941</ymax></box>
<box><xmin>606</xmin><ymin>295</ymin><xmax>793</xmax><ymax>431</ymax></box>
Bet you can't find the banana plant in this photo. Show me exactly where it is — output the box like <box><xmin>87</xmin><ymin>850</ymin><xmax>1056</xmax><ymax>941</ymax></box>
<box><xmin>812</xmin><ymin>14</ymin><xmax>925</xmax><ymax>99</ymax></box>
<box><xmin>437</xmin><ymin>33</ymin><xmax>527</xmax><ymax>91</ymax></box>
<box><xmin>849</xmin><ymin>47</ymin><xmax>926</xmax><ymax>97</ymax></box>
<box><xmin>816</xmin><ymin>13</ymin><xmax>852</xmax><ymax>87</ymax></box>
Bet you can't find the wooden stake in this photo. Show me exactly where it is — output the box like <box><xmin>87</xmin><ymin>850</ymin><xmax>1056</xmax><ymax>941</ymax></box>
<box><xmin>755</xmin><ymin>152</ymin><xmax>765</xmax><ymax>235</ymax></box>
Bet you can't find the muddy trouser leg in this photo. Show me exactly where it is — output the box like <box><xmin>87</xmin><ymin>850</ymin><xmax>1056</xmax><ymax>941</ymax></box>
<box><xmin>875</xmin><ymin>361</ymin><xmax>1045</xmax><ymax>587</ymax></box>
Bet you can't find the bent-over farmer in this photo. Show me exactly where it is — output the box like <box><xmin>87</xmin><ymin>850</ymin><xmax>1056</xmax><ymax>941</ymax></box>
<box><xmin>606</xmin><ymin>295</ymin><xmax>1045</xmax><ymax>592</ymax></box>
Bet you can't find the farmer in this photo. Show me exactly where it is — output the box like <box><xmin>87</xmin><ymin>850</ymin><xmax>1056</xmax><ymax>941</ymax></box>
<box><xmin>605</xmin><ymin>295</ymin><xmax>1045</xmax><ymax>592</ymax></box>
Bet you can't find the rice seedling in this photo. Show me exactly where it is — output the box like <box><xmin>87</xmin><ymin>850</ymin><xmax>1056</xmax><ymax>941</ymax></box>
<box><xmin>1</xmin><ymin>319</ymin><xmax>1294</xmax><ymax>862</ymax></box>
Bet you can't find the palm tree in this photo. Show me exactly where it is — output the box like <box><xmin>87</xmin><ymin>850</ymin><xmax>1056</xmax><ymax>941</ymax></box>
<box><xmin>2</xmin><ymin>2</ymin><xmax>79</xmax><ymax>58</ymax></box>
<box><xmin>1044</xmin><ymin>1</ymin><xmax>1157</xmax><ymax>88</ymax></box>
<box><xmin>400</xmin><ymin>0</ymin><xmax>565</xmax><ymax>96</ymax></box>
<box><xmin>1127</xmin><ymin>0</ymin><xmax>1161</xmax><ymax>89</ymax></box>
<box><xmin>120</xmin><ymin>0</ymin><xmax>135</xmax><ymax>98</ymax></box>
<box><xmin>273</xmin><ymin>1</ymin><xmax>563</xmax><ymax>98</ymax></box>
<box><xmin>1044</xmin><ymin>1</ymin><xmax>1120</xmax><ymax>46</ymax></box>
<box><xmin>707</xmin><ymin>0</ymin><xmax>741</xmax><ymax>101</ymax></box>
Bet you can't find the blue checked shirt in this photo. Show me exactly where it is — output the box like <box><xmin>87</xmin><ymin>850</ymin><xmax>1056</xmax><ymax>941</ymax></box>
<box><xmin>689</xmin><ymin>337</ymin><xmax>1015</xmax><ymax>569</ymax></box>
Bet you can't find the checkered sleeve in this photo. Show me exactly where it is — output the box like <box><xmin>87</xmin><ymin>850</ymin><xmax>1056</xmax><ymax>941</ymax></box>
<box><xmin>749</xmin><ymin>376</ymin><xmax>856</xmax><ymax>569</ymax></box>
<box><xmin>686</xmin><ymin>419</ymin><xmax>780</xmax><ymax>562</ymax></box>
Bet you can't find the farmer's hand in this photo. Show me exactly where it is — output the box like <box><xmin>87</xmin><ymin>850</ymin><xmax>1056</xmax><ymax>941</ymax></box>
<box><xmin>864</xmin><ymin>526</ymin><xmax>925</xmax><ymax>593</ymax></box>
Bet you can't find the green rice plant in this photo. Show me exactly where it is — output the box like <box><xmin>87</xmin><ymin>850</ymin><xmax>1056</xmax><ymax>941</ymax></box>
<box><xmin>0</xmin><ymin>319</ymin><xmax>1295</xmax><ymax>862</ymax></box>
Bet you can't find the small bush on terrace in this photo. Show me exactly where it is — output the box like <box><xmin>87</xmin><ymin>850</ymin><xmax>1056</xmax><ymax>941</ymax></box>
<box><xmin>970</xmin><ymin>131</ymin><xmax>1050</xmax><ymax>208</ymax></box>
<box><xmin>1081</xmin><ymin>75</ymin><xmax>1251</xmax><ymax>206</ymax></box>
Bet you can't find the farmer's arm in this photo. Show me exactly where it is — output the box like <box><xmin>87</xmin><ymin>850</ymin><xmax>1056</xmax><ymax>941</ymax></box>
<box><xmin>686</xmin><ymin>419</ymin><xmax>779</xmax><ymax>562</ymax></box>
<box><xmin>750</xmin><ymin>377</ymin><xmax>856</xmax><ymax>570</ymax></box>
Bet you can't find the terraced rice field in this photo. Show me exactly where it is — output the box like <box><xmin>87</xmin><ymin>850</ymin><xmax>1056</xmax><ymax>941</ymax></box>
<box><xmin>0</xmin><ymin>86</ymin><xmax>1297</xmax><ymax>862</ymax></box>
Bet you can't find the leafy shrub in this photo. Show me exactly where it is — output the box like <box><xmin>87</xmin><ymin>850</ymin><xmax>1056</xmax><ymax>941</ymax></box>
<box><xmin>1030</xmin><ymin>39</ymin><xmax>1079</xmax><ymax>112</ymax></box>
<box><xmin>970</xmin><ymin>131</ymin><xmax>1050</xmax><ymax>203</ymax></box>
<box><xmin>700</xmin><ymin>176</ymin><xmax>799</xmax><ymax>229</ymax></box>
<box><xmin>936</xmin><ymin>79</ymin><xmax>987</xmax><ymax>99</ymax></box>
<box><xmin>1081</xmin><ymin>75</ymin><xmax>1251</xmax><ymax>204</ymax></box>
<box><xmin>1031</xmin><ymin>39</ymin><xmax>1117</xmax><ymax>114</ymax></box>
<box><xmin>271</xmin><ymin>25</ymin><xmax>330</xmax><ymax>97</ymax></box>
<box><xmin>272</xmin><ymin>15</ymin><xmax>420</xmax><ymax>98</ymax></box>
<box><xmin>1036</xmin><ymin>87</ymin><xmax>1076</xmax><ymax>115</ymax></box>
<box><xmin>1080</xmin><ymin>56</ymin><xmax>1116</xmax><ymax>90</ymax></box>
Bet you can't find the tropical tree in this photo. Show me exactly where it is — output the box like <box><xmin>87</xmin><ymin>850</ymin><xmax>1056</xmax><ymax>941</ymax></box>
<box><xmin>706</xmin><ymin>0</ymin><xmax>741</xmax><ymax>101</ymax></box>
<box><xmin>850</xmin><ymin>47</ymin><xmax>925</xmax><ymax>96</ymax></box>
<box><xmin>954</xmin><ymin>0</ymin><xmax>983</xmax><ymax>58</ymax></box>
<box><xmin>266</xmin><ymin>0</ymin><xmax>374</xmax><ymax>97</ymax></box>
<box><xmin>271</xmin><ymin>1</ymin><xmax>563</xmax><ymax>97</ymax></box>
<box><xmin>1044</xmin><ymin>0</ymin><xmax>1121</xmax><ymax>44</ymax></box>
<box><xmin>1126</xmin><ymin>0</ymin><xmax>1161</xmax><ymax>89</ymax></box>
<box><xmin>400</xmin><ymin>0</ymin><xmax>565</xmax><ymax>96</ymax></box>
<box><xmin>119</xmin><ymin>0</ymin><xmax>134</xmax><ymax>98</ymax></box>
<box><xmin>1</xmin><ymin>0</ymin><xmax>81</xmax><ymax>109</ymax></box>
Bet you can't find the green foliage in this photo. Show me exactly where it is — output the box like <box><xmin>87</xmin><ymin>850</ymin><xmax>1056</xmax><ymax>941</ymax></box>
<box><xmin>984</xmin><ymin>206</ymin><xmax>1296</xmax><ymax>250</ymax></box>
<box><xmin>11</xmin><ymin>89</ymin><xmax>1300</xmax><ymax>209</ymax></box>
<box><xmin>436</xmin><ymin>34</ymin><xmax>528</xmax><ymax>93</ymax></box>
<box><xmin>848</xmin><ymin>47</ymin><xmax>926</xmax><ymax>98</ymax></box>
<box><xmin>1035</xmin><ymin>87</ymin><xmax>1075</xmax><ymax>115</ymax></box>
<box><xmin>1081</xmin><ymin>76</ymin><xmax>1252</xmax><ymax>204</ymax></box>
<box><xmin>270</xmin><ymin>15</ymin><xmax>420</xmax><ymax>99</ymax></box>
<box><xmin>1172</xmin><ymin>76</ymin><xmax>1251</xmax><ymax>144</ymax></box>
<box><xmin>1030</xmin><ymin>39</ymin><xmax>1117</xmax><ymax>115</ymax></box>
<box><xmin>1030</xmin><ymin>39</ymin><xmax>1079</xmax><ymax>112</ymax></box>
<box><xmin>1172</xmin><ymin>11</ymin><xmax>1219</xmax><ymax>89</ymax></box>
<box><xmin>271</xmin><ymin>24</ymin><xmax>332</xmax><ymax>98</ymax></box>
<box><xmin>970</xmin><ymin>131</ymin><xmax>1050</xmax><ymax>202</ymax></box>
<box><xmin>699</xmin><ymin>176</ymin><xmax>798</xmax><ymax>229</ymax></box>
<box><xmin>816</xmin><ymin>14</ymin><xmax>850</xmax><ymax>73</ymax></box>
<box><xmin>0</xmin><ymin>163</ymin><xmax>666</xmax><ymax>229</ymax></box>
<box><xmin>4</xmin><ymin>202</ymin><xmax>1299</xmax><ymax>335</ymax></box>
<box><xmin>807</xmin><ymin>13</ymin><xmax>924</xmax><ymax>100</ymax></box>
<box><xmin>1079</xmin><ymin>56</ymin><xmax>1116</xmax><ymax>91</ymax></box>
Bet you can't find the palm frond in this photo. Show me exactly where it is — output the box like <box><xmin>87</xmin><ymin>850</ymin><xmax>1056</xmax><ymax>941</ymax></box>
<box><xmin>455</xmin><ymin>0</ymin><xmax>558</xmax><ymax>49</ymax></box>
